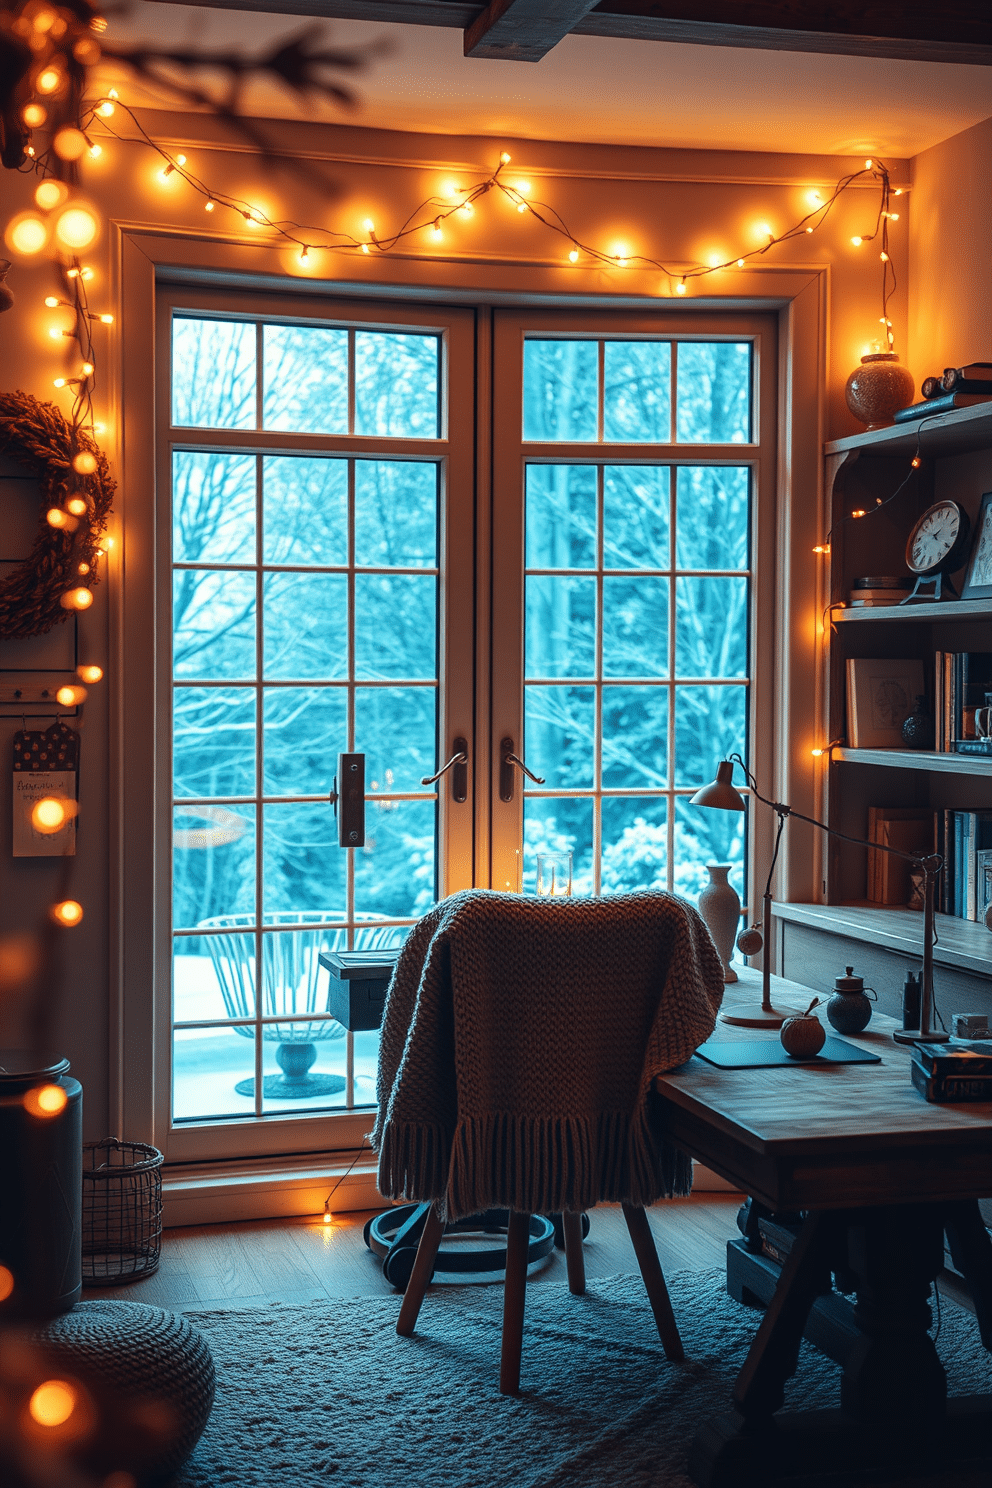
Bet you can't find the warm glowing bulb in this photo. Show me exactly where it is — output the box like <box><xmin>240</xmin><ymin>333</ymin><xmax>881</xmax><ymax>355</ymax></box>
<box><xmin>615</xmin><ymin>255</ymin><xmax>627</xmax><ymax>266</ymax></box>
<box><xmin>23</xmin><ymin>103</ymin><xmax>47</xmax><ymax>127</ymax></box>
<box><xmin>851</xmin><ymin>509</ymin><xmax>866</xmax><ymax>518</ymax></box>
<box><xmin>88</xmin><ymin>143</ymin><xmax>102</xmax><ymax>158</ymax></box>
<box><xmin>96</xmin><ymin>101</ymin><xmax>115</xmax><ymax>117</ymax></box>
<box><xmin>61</xmin><ymin>587</ymin><xmax>93</xmax><ymax>610</ymax></box>
<box><xmin>6</xmin><ymin>213</ymin><xmax>47</xmax><ymax>255</ymax></box>
<box><xmin>158</xmin><ymin>165</ymin><xmax>175</xmax><ymax>182</ymax></box>
<box><xmin>72</xmin><ymin>453</ymin><xmax>97</xmax><ymax>476</ymax></box>
<box><xmin>37</xmin><ymin>68</ymin><xmax>61</xmax><ymax>93</ymax></box>
<box><xmin>56</xmin><ymin>685</ymin><xmax>87</xmax><ymax>706</ymax></box>
<box><xmin>31</xmin><ymin>798</ymin><xmax>67</xmax><ymax>832</ymax></box>
<box><xmin>45</xmin><ymin>295</ymin><xmax>60</xmax><ymax>308</ymax></box>
<box><xmin>176</xmin><ymin>154</ymin><xmax>186</xmax><ymax>166</ymax></box>
<box><xmin>28</xmin><ymin>1379</ymin><xmax>76</xmax><ymax>1426</ymax></box>
<box><xmin>676</xmin><ymin>281</ymin><xmax>687</xmax><ymax>295</ymax></box>
<box><xmin>807</xmin><ymin>190</ymin><xmax>822</xmax><ymax>206</ymax></box>
<box><xmin>35</xmin><ymin>180</ymin><xmax>68</xmax><ymax>210</ymax></box>
<box><xmin>49</xmin><ymin>328</ymin><xmax>63</xmax><ymax>340</ymax></box>
<box><xmin>442</xmin><ymin>180</ymin><xmax>458</xmax><ymax>200</ymax></box>
<box><xmin>865</xmin><ymin>158</ymin><xmax>873</xmax><ymax>169</ymax></box>
<box><xmin>323</xmin><ymin>1211</ymin><xmax>332</xmax><ymax>1225</ymax></box>
<box><xmin>205</xmin><ymin>199</ymin><xmax>214</xmax><ymax>211</ymax></box>
<box><xmin>500</xmin><ymin>151</ymin><xmax>511</xmax><ymax>164</ymax></box>
<box><xmin>516</xmin><ymin>202</ymin><xmax>527</xmax><ymax>213</ymax></box>
<box><xmin>568</xmin><ymin>248</ymin><xmax>579</xmax><ymax>263</ymax></box>
<box><xmin>77</xmin><ymin>664</ymin><xmax>103</xmax><ymax>683</ymax></box>
<box><xmin>81</xmin><ymin>362</ymin><xmax>94</xmax><ymax>376</ymax></box>
<box><xmin>108</xmin><ymin>87</ymin><xmax>118</xmax><ymax>99</ymax></box>
<box><xmin>299</xmin><ymin>246</ymin><xmax>309</xmax><ymax>263</ymax></box>
<box><xmin>911</xmin><ymin>456</ymin><xmax>922</xmax><ymax>469</ymax></box>
<box><xmin>47</xmin><ymin>508</ymin><xmax>72</xmax><ymax>529</ymax></box>
<box><xmin>813</xmin><ymin>544</ymin><xmax>830</xmax><ymax>554</ymax></box>
<box><xmin>737</xmin><ymin>258</ymin><xmax>745</xmax><ymax>268</ymax></box>
<box><xmin>811</xmin><ymin>747</ymin><xmax>824</xmax><ymax>757</ymax></box>
<box><xmin>362</xmin><ymin>218</ymin><xmax>375</xmax><ymax>232</ymax></box>
<box><xmin>851</xmin><ymin>236</ymin><xmax>863</xmax><ymax>247</ymax></box>
<box><xmin>51</xmin><ymin>900</ymin><xmax>84</xmax><ymax>926</ymax></box>
<box><xmin>55</xmin><ymin>205</ymin><xmax>99</xmax><ymax>250</ymax></box>
<box><xmin>880</xmin><ymin>251</ymin><xmax>889</xmax><ymax>262</ymax></box>
<box><xmin>81</xmin><ymin>267</ymin><xmax>93</xmax><ymax>281</ymax></box>
<box><xmin>805</xmin><ymin>227</ymin><xmax>813</xmax><ymax>234</ymax></box>
<box><xmin>53</xmin><ymin>377</ymin><xmax>67</xmax><ymax>388</ymax></box>
<box><xmin>460</xmin><ymin>203</ymin><xmax>474</xmax><ymax>218</ymax></box>
<box><xmin>516</xmin><ymin>181</ymin><xmax>531</xmax><ymax>195</ymax></box>
<box><xmin>0</xmin><ymin>1265</ymin><xmax>13</xmax><ymax>1303</ymax></box>
<box><xmin>98</xmin><ymin>312</ymin><xmax>113</xmax><ymax>324</ymax></box>
<box><xmin>894</xmin><ymin>188</ymin><xmax>903</xmax><ymax>196</ymax></box>
<box><xmin>361</xmin><ymin>243</ymin><xmax>370</xmax><ymax>254</ymax></box>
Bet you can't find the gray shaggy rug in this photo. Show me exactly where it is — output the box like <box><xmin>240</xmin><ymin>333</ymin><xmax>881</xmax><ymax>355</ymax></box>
<box><xmin>176</xmin><ymin>1267</ymin><xmax>989</xmax><ymax>1488</ymax></box>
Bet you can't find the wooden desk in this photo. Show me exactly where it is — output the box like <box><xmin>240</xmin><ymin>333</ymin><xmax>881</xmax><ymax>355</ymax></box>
<box><xmin>654</xmin><ymin>968</ymin><xmax>992</xmax><ymax>1488</ymax></box>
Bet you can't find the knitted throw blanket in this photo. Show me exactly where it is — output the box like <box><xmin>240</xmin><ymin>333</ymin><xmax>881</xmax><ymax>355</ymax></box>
<box><xmin>371</xmin><ymin>889</ymin><xmax>724</xmax><ymax>1221</ymax></box>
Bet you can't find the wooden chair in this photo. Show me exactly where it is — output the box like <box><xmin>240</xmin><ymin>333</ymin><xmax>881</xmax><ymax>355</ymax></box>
<box><xmin>396</xmin><ymin>1198</ymin><xmax>684</xmax><ymax>1394</ymax></box>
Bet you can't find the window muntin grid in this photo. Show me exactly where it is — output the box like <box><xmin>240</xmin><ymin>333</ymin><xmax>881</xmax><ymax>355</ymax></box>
<box><xmin>169</xmin><ymin>314</ymin><xmax>443</xmax><ymax>1125</ymax></box>
<box><xmin>520</xmin><ymin>336</ymin><xmax>753</xmax><ymax>905</ymax></box>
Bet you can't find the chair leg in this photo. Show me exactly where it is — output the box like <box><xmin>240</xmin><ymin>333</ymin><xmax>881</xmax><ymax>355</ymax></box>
<box><xmin>396</xmin><ymin>1202</ymin><xmax>446</xmax><ymax>1337</ymax></box>
<box><xmin>621</xmin><ymin>1201</ymin><xmax>684</xmax><ymax>1362</ymax></box>
<box><xmin>500</xmin><ymin>1210</ymin><xmax>532</xmax><ymax>1395</ymax></box>
<box><xmin>562</xmin><ymin>1210</ymin><xmax>586</xmax><ymax>1296</ymax></box>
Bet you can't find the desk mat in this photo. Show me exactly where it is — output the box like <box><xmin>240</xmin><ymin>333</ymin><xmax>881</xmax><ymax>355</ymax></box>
<box><xmin>695</xmin><ymin>1035</ymin><xmax>882</xmax><ymax>1069</ymax></box>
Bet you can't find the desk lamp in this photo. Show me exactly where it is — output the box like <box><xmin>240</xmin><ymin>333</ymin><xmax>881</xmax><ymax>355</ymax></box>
<box><xmin>691</xmin><ymin>754</ymin><xmax>947</xmax><ymax>1044</ymax></box>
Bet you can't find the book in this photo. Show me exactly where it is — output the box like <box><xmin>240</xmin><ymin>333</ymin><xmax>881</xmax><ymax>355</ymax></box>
<box><xmin>894</xmin><ymin>392</ymin><xmax>992</xmax><ymax>423</ymax></box>
<box><xmin>911</xmin><ymin>1058</ymin><xmax>992</xmax><ymax>1104</ymax></box>
<box><xmin>846</xmin><ymin>658</ymin><xmax>924</xmax><ymax>749</ymax></box>
<box><xmin>914</xmin><ymin>1040</ymin><xmax>992</xmax><ymax>1077</ymax></box>
<box><xmin>866</xmin><ymin>807</ymin><xmax>935</xmax><ymax>905</ymax></box>
<box><xmin>942</xmin><ymin>364</ymin><xmax>992</xmax><ymax>390</ymax></box>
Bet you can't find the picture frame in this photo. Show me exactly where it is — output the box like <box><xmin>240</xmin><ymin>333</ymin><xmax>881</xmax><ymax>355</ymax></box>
<box><xmin>978</xmin><ymin>850</ymin><xmax>992</xmax><ymax>924</ymax></box>
<box><xmin>961</xmin><ymin>491</ymin><xmax>992</xmax><ymax>600</ymax></box>
<box><xmin>846</xmin><ymin>657</ymin><xmax>924</xmax><ymax>748</ymax></box>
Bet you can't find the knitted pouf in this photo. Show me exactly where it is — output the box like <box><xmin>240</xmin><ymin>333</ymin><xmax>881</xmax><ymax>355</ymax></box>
<box><xmin>29</xmin><ymin>1300</ymin><xmax>215</xmax><ymax>1482</ymax></box>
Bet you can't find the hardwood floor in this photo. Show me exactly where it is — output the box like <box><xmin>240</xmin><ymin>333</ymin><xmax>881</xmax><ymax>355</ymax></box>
<box><xmin>82</xmin><ymin>1195</ymin><xmax>745</xmax><ymax>1313</ymax></box>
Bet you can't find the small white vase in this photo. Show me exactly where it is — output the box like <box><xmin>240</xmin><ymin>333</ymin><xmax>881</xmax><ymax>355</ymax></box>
<box><xmin>698</xmin><ymin>864</ymin><xmax>740</xmax><ymax>984</ymax></box>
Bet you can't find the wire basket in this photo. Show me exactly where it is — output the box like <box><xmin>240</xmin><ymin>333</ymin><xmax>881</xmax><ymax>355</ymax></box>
<box><xmin>82</xmin><ymin>1137</ymin><xmax>163</xmax><ymax>1283</ymax></box>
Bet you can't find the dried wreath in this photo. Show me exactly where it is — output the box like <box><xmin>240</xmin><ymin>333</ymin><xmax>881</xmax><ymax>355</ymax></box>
<box><xmin>0</xmin><ymin>390</ymin><xmax>114</xmax><ymax>639</ymax></box>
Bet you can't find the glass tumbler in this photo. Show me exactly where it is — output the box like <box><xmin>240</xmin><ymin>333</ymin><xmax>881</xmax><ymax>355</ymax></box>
<box><xmin>536</xmin><ymin>850</ymin><xmax>573</xmax><ymax>897</ymax></box>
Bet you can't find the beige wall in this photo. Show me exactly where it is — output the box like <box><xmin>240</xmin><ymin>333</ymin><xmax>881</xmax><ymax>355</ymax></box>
<box><xmin>0</xmin><ymin>113</ymin><xmax>905</xmax><ymax>1138</ymax></box>
<box><xmin>908</xmin><ymin>114</ymin><xmax>992</xmax><ymax>379</ymax></box>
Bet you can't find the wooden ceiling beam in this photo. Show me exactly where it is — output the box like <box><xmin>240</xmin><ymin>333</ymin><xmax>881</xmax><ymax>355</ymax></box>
<box><xmin>145</xmin><ymin>0</ymin><xmax>992</xmax><ymax>65</ymax></box>
<box><xmin>463</xmin><ymin>0</ymin><xmax>602</xmax><ymax>60</ymax></box>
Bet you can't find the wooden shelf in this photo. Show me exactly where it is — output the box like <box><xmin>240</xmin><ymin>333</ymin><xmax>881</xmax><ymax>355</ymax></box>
<box><xmin>774</xmin><ymin>902</ymin><xmax>992</xmax><ymax>981</ymax></box>
<box><xmin>825</xmin><ymin>403</ymin><xmax>992</xmax><ymax>461</ymax></box>
<box><xmin>833</xmin><ymin>598</ymin><xmax>992</xmax><ymax>625</ymax></box>
<box><xmin>835</xmin><ymin>747</ymin><xmax>992</xmax><ymax>776</ymax></box>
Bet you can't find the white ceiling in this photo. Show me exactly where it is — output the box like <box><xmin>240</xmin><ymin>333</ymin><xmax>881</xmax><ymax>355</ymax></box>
<box><xmin>100</xmin><ymin>3</ymin><xmax>992</xmax><ymax>158</ymax></box>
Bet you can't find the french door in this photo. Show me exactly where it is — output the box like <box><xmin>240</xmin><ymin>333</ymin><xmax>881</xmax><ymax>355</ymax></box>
<box><xmin>156</xmin><ymin>290</ymin><xmax>774</xmax><ymax>1162</ymax></box>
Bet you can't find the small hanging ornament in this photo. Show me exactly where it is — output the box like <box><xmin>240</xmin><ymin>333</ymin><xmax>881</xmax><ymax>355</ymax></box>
<box><xmin>12</xmin><ymin>720</ymin><xmax>79</xmax><ymax>857</ymax></box>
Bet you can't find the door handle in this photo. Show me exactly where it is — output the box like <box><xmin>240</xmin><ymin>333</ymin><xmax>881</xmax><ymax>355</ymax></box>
<box><xmin>421</xmin><ymin>738</ymin><xmax>468</xmax><ymax>803</ymax></box>
<box><xmin>499</xmin><ymin>737</ymin><xmax>545</xmax><ymax>803</ymax></box>
<box><xmin>328</xmin><ymin>752</ymin><xmax>365</xmax><ymax>847</ymax></box>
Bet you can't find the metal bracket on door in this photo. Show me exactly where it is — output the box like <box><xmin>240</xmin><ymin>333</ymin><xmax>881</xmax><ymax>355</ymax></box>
<box><xmin>328</xmin><ymin>752</ymin><xmax>365</xmax><ymax>847</ymax></box>
<box><xmin>499</xmin><ymin>738</ymin><xmax>545</xmax><ymax>803</ymax></box>
<box><xmin>421</xmin><ymin>738</ymin><xmax>468</xmax><ymax>803</ymax></box>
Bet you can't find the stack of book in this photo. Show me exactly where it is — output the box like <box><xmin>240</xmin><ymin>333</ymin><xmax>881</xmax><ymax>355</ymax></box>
<box><xmin>911</xmin><ymin>1041</ymin><xmax>992</xmax><ymax>1104</ymax></box>
<box><xmin>938</xmin><ymin>808</ymin><xmax>992</xmax><ymax>919</ymax></box>
<box><xmin>934</xmin><ymin>651</ymin><xmax>992</xmax><ymax>753</ymax></box>
<box><xmin>895</xmin><ymin>364</ymin><xmax>992</xmax><ymax>423</ymax></box>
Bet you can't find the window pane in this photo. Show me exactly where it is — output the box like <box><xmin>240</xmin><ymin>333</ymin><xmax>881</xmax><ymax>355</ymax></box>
<box><xmin>261</xmin><ymin>929</ymin><xmax>349</xmax><ymax>1026</ymax></box>
<box><xmin>263</xmin><ymin>572</ymin><xmax>348</xmax><ymax>679</ymax></box>
<box><xmin>355</xmin><ymin>799</ymin><xmax>437</xmax><ymax>917</ymax></box>
<box><xmin>523</xmin><ymin>340</ymin><xmax>597</xmax><ymax>441</ymax></box>
<box><xmin>356</xmin><ymin>686</ymin><xmax>437</xmax><ymax>795</ymax></box>
<box><xmin>604</xmin><ymin>342</ymin><xmax>671</xmax><ymax>442</ymax></box>
<box><xmin>355</xmin><ymin>331</ymin><xmax>439</xmax><ymax>438</ymax></box>
<box><xmin>174</xmin><ymin>686</ymin><xmax>256</xmax><ymax>799</ymax></box>
<box><xmin>676</xmin><ymin>343</ymin><xmax>751</xmax><ymax>444</ymax></box>
<box><xmin>602</xmin><ymin>576</ymin><xmax>669</xmax><ymax>678</ymax></box>
<box><xmin>525</xmin><ymin>685</ymin><xmax>595</xmax><ymax>790</ymax></box>
<box><xmin>263</xmin><ymin>687</ymin><xmax>347</xmax><ymax>797</ymax></box>
<box><xmin>173</xmin><ymin>1026</ymin><xmax>256</xmax><ymax>1122</ymax></box>
<box><xmin>263</xmin><ymin>457</ymin><xmax>347</xmax><ymax>567</ymax></box>
<box><xmin>522</xmin><ymin>797</ymin><xmax>593</xmax><ymax>896</ymax></box>
<box><xmin>355</xmin><ymin>461</ymin><xmax>437</xmax><ymax>568</ymax></box>
<box><xmin>262</xmin><ymin>324</ymin><xmax>347</xmax><ymax>434</ymax></box>
<box><xmin>174</xmin><ymin>934</ymin><xmax>255</xmax><ymax>1023</ymax></box>
<box><xmin>601</xmin><ymin>796</ymin><xmax>667</xmax><ymax>893</ymax></box>
<box><xmin>354</xmin><ymin>575</ymin><xmax>436</xmax><ymax>680</ymax></box>
<box><xmin>604</xmin><ymin>466</ymin><xmax>669</xmax><ymax>570</ymax></box>
<box><xmin>172</xmin><ymin>318</ymin><xmax>255</xmax><ymax>429</ymax></box>
<box><xmin>260</xmin><ymin>1021</ymin><xmax>347</xmax><ymax>1114</ymax></box>
<box><xmin>602</xmin><ymin>685</ymin><xmax>667</xmax><ymax>789</ymax></box>
<box><xmin>673</xmin><ymin>684</ymin><xmax>748</xmax><ymax>788</ymax></box>
<box><xmin>173</xmin><ymin>803</ymin><xmax>255</xmax><ymax>929</ymax></box>
<box><xmin>674</xmin><ymin>795</ymin><xmax>745</xmax><ymax>907</ymax></box>
<box><xmin>174</xmin><ymin>569</ymin><xmax>255</xmax><ymax>680</ymax></box>
<box><xmin>675</xmin><ymin>577</ymin><xmax>748</xmax><ymax>678</ymax></box>
<box><xmin>525</xmin><ymin>576</ymin><xmax>595</xmax><ymax>679</ymax></box>
<box><xmin>173</xmin><ymin>451</ymin><xmax>255</xmax><ymax>565</ymax></box>
<box><xmin>263</xmin><ymin>803</ymin><xmax>346</xmax><ymax>917</ymax></box>
<box><xmin>676</xmin><ymin>467</ymin><xmax>750</xmax><ymax>570</ymax></box>
<box><xmin>525</xmin><ymin>465</ymin><xmax>596</xmax><ymax>569</ymax></box>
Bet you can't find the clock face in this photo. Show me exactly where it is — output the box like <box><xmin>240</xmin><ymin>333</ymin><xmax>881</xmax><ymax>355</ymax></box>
<box><xmin>907</xmin><ymin>502</ymin><xmax>964</xmax><ymax>574</ymax></box>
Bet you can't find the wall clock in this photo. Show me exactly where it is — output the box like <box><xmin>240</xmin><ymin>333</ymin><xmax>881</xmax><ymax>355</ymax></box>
<box><xmin>901</xmin><ymin>500</ymin><xmax>972</xmax><ymax>602</ymax></box>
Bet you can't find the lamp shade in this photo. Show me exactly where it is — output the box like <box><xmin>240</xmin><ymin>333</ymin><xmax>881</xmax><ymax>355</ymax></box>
<box><xmin>690</xmin><ymin>760</ymin><xmax>746</xmax><ymax>812</ymax></box>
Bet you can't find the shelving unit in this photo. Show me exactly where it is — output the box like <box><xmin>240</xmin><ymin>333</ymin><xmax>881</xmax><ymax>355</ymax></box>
<box><xmin>776</xmin><ymin>404</ymin><xmax>992</xmax><ymax>1012</ymax></box>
